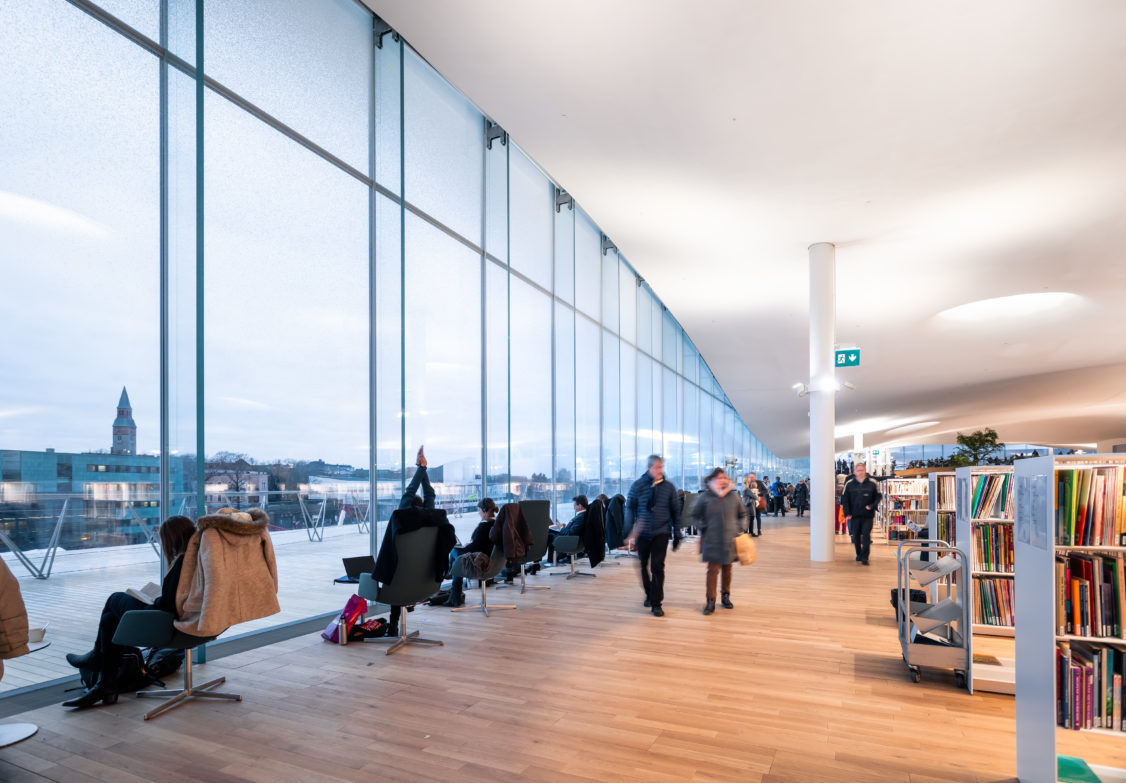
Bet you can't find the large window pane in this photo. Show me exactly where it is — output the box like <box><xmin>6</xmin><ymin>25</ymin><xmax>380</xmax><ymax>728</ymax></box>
<box><xmin>509</xmin><ymin>147</ymin><xmax>552</xmax><ymax>290</ymax></box>
<box><xmin>602</xmin><ymin>330</ymin><xmax>621</xmax><ymax>495</ymax></box>
<box><xmin>204</xmin><ymin>90</ymin><xmax>370</xmax><ymax>637</ymax></box>
<box><xmin>554</xmin><ymin>307</ymin><xmax>575</xmax><ymax>521</ymax></box>
<box><xmin>637</xmin><ymin>354</ymin><xmax>654</xmax><ymax>467</ymax></box>
<box><xmin>375</xmin><ymin>194</ymin><xmax>402</xmax><ymax>524</ymax></box>
<box><xmin>684</xmin><ymin>383</ymin><xmax>701</xmax><ymax>491</ymax></box>
<box><xmin>485</xmin><ymin>261</ymin><xmax>508</xmax><ymax>498</ymax></box>
<box><xmin>375</xmin><ymin>36</ymin><xmax>402</xmax><ymax>195</ymax></box>
<box><xmin>618</xmin><ymin>259</ymin><xmax>636</xmax><ymax>344</ymax></box>
<box><xmin>575</xmin><ymin>316</ymin><xmax>600</xmax><ymax>499</ymax></box>
<box><xmin>663</xmin><ymin>369</ymin><xmax>680</xmax><ymax>487</ymax></box>
<box><xmin>575</xmin><ymin>210</ymin><xmax>600</xmax><ymax>318</ymax></box>
<box><xmin>404</xmin><ymin>49</ymin><xmax>483</xmax><ymax>245</ymax></box>
<box><xmin>554</xmin><ymin>200</ymin><xmax>574</xmax><ymax>304</ymax></box>
<box><xmin>510</xmin><ymin>281</ymin><xmax>552</xmax><ymax>503</ymax></box>
<box><xmin>619</xmin><ymin>341</ymin><xmax>637</xmax><ymax>493</ymax></box>
<box><xmin>637</xmin><ymin>285</ymin><xmax>652</xmax><ymax>354</ymax></box>
<box><xmin>205</xmin><ymin>0</ymin><xmax>372</xmax><ymax>169</ymax></box>
<box><xmin>404</xmin><ymin>213</ymin><xmax>482</xmax><ymax>509</ymax></box>
<box><xmin>0</xmin><ymin>0</ymin><xmax>160</xmax><ymax>692</ymax></box>
<box><xmin>601</xmin><ymin>249</ymin><xmax>619</xmax><ymax>331</ymax></box>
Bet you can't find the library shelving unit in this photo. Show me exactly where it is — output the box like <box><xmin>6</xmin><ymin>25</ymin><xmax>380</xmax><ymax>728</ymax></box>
<box><xmin>881</xmin><ymin>477</ymin><xmax>929</xmax><ymax>545</ymax></box>
<box><xmin>955</xmin><ymin>465</ymin><xmax>1016</xmax><ymax>637</ymax></box>
<box><xmin>928</xmin><ymin>470</ymin><xmax>956</xmax><ymax>545</ymax></box>
<box><xmin>1015</xmin><ymin>454</ymin><xmax>1126</xmax><ymax>783</ymax></box>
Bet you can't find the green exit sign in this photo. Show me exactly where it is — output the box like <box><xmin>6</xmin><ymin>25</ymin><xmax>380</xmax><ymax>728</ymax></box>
<box><xmin>835</xmin><ymin>349</ymin><xmax>861</xmax><ymax>367</ymax></box>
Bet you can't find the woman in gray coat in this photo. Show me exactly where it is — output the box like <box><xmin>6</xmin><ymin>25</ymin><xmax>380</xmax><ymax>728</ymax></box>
<box><xmin>692</xmin><ymin>467</ymin><xmax>749</xmax><ymax>615</ymax></box>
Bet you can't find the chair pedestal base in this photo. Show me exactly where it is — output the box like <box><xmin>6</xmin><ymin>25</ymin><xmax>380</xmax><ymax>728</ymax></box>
<box><xmin>0</xmin><ymin>723</ymin><xmax>38</xmax><ymax>747</ymax></box>
<box><xmin>136</xmin><ymin>660</ymin><xmax>240</xmax><ymax>721</ymax></box>
<box><xmin>550</xmin><ymin>559</ymin><xmax>597</xmax><ymax>580</ymax></box>
<box><xmin>495</xmin><ymin>563</ymin><xmax>550</xmax><ymax>594</ymax></box>
<box><xmin>363</xmin><ymin>613</ymin><xmax>443</xmax><ymax>655</ymax></box>
<box><xmin>452</xmin><ymin>581</ymin><xmax>517</xmax><ymax>616</ymax></box>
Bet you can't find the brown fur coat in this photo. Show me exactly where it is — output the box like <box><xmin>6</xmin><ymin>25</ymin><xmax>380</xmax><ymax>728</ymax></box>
<box><xmin>0</xmin><ymin>558</ymin><xmax>28</xmax><ymax>660</ymax></box>
<box><xmin>175</xmin><ymin>508</ymin><xmax>280</xmax><ymax>637</ymax></box>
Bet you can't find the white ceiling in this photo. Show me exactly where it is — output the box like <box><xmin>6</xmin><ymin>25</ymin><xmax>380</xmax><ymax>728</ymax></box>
<box><xmin>366</xmin><ymin>0</ymin><xmax>1126</xmax><ymax>459</ymax></box>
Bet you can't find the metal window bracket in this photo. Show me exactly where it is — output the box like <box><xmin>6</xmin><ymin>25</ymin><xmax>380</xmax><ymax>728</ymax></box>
<box><xmin>555</xmin><ymin>189</ymin><xmax>573</xmax><ymax>213</ymax></box>
<box><xmin>486</xmin><ymin>121</ymin><xmax>508</xmax><ymax>150</ymax></box>
<box><xmin>601</xmin><ymin>235</ymin><xmax>617</xmax><ymax>255</ymax></box>
<box><xmin>374</xmin><ymin>16</ymin><xmax>399</xmax><ymax>48</ymax></box>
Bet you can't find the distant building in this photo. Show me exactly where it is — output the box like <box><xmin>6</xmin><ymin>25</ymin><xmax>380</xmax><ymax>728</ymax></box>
<box><xmin>111</xmin><ymin>386</ymin><xmax>137</xmax><ymax>455</ymax></box>
<box><xmin>0</xmin><ymin>389</ymin><xmax>181</xmax><ymax>551</ymax></box>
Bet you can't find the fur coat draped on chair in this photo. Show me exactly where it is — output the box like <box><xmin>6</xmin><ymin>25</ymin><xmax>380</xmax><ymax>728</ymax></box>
<box><xmin>175</xmin><ymin>507</ymin><xmax>280</xmax><ymax>637</ymax></box>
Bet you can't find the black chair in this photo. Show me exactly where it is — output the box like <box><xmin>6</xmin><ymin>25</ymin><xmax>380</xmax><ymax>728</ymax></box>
<box><xmin>112</xmin><ymin>610</ymin><xmax>239</xmax><ymax>721</ymax></box>
<box><xmin>500</xmin><ymin>500</ymin><xmax>551</xmax><ymax>593</ymax></box>
<box><xmin>358</xmin><ymin>525</ymin><xmax>444</xmax><ymax>655</ymax></box>
<box><xmin>551</xmin><ymin>536</ymin><xmax>597</xmax><ymax>580</ymax></box>
<box><xmin>451</xmin><ymin>546</ymin><xmax>516</xmax><ymax>616</ymax></box>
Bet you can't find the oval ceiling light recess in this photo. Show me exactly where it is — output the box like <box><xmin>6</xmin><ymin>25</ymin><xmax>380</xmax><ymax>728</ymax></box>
<box><xmin>886</xmin><ymin>420</ymin><xmax>940</xmax><ymax>435</ymax></box>
<box><xmin>936</xmin><ymin>292</ymin><xmax>1082</xmax><ymax>324</ymax></box>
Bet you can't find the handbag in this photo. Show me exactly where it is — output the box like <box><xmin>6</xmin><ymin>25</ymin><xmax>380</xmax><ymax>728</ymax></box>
<box><xmin>756</xmin><ymin>495</ymin><xmax>767</xmax><ymax>511</ymax></box>
<box><xmin>321</xmin><ymin>593</ymin><xmax>368</xmax><ymax>643</ymax></box>
<box><xmin>734</xmin><ymin>533</ymin><xmax>756</xmax><ymax>566</ymax></box>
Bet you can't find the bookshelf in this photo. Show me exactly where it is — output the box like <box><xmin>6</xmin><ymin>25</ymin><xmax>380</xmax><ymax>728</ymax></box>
<box><xmin>928</xmin><ymin>470</ymin><xmax>956</xmax><ymax>545</ymax></box>
<box><xmin>955</xmin><ymin>466</ymin><xmax>1016</xmax><ymax>637</ymax></box>
<box><xmin>880</xmin><ymin>478</ymin><xmax>929</xmax><ymax>545</ymax></box>
<box><xmin>1015</xmin><ymin>454</ymin><xmax>1126</xmax><ymax>783</ymax></box>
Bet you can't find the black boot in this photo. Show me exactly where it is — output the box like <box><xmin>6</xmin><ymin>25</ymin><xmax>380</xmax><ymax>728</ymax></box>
<box><xmin>444</xmin><ymin>581</ymin><xmax>463</xmax><ymax>607</ymax></box>
<box><xmin>703</xmin><ymin>599</ymin><xmax>716</xmax><ymax>615</ymax></box>
<box><xmin>61</xmin><ymin>678</ymin><xmax>119</xmax><ymax>709</ymax></box>
<box><xmin>66</xmin><ymin>650</ymin><xmax>97</xmax><ymax>670</ymax></box>
<box><xmin>721</xmin><ymin>593</ymin><xmax>734</xmax><ymax>609</ymax></box>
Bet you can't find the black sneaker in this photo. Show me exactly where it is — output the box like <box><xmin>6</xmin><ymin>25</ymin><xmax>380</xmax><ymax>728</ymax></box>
<box><xmin>643</xmin><ymin>598</ymin><xmax>651</xmax><ymax>608</ymax></box>
<box><xmin>650</xmin><ymin>606</ymin><xmax>664</xmax><ymax>617</ymax></box>
<box><xmin>861</xmin><ymin>560</ymin><xmax>870</xmax><ymax>566</ymax></box>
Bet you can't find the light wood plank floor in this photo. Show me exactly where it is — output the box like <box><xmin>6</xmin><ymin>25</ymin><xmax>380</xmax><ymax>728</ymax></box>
<box><xmin>3</xmin><ymin>519</ymin><xmax>1124</xmax><ymax>782</ymax></box>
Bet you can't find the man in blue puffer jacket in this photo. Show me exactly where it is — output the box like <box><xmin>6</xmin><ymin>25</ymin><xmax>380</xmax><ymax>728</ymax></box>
<box><xmin>626</xmin><ymin>455</ymin><xmax>681</xmax><ymax>617</ymax></box>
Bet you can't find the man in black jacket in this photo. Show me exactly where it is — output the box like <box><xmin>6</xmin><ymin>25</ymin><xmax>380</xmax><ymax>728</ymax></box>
<box><xmin>840</xmin><ymin>462</ymin><xmax>882</xmax><ymax>565</ymax></box>
<box><xmin>546</xmin><ymin>495</ymin><xmax>588</xmax><ymax>563</ymax></box>
<box><xmin>626</xmin><ymin>455</ymin><xmax>681</xmax><ymax>617</ymax></box>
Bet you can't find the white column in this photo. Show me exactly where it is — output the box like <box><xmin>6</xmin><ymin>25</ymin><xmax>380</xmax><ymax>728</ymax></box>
<box><xmin>809</xmin><ymin>242</ymin><xmax>836</xmax><ymax>562</ymax></box>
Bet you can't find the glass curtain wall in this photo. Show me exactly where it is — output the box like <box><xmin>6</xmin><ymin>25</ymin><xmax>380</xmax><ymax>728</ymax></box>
<box><xmin>0</xmin><ymin>0</ymin><xmax>800</xmax><ymax>694</ymax></box>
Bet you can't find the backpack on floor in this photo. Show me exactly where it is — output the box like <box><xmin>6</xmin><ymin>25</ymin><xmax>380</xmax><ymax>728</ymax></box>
<box><xmin>77</xmin><ymin>648</ymin><xmax>167</xmax><ymax>694</ymax></box>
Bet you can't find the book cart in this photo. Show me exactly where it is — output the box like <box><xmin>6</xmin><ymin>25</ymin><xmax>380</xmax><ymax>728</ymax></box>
<box><xmin>895</xmin><ymin>538</ymin><xmax>972</xmax><ymax>689</ymax></box>
<box><xmin>882</xmin><ymin>478</ymin><xmax>930</xmax><ymax>545</ymax></box>
<box><xmin>1016</xmin><ymin>454</ymin><xmax>1126</xmax><ymax>783</ymax></box>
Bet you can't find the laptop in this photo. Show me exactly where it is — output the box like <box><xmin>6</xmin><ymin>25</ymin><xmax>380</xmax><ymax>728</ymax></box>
<box><xmin>334</xmin><ymin>555</ymin><xmax>376</xmax><ymax>584</ymax></box>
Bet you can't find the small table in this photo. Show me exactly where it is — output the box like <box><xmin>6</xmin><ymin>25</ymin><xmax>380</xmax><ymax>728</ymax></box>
<box><xmin>0</xmin><ymin>641</ymin><xmax>50</xmax><ymax>748</ymax></box>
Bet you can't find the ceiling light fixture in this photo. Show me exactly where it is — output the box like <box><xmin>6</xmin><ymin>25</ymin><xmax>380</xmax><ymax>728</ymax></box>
<box><xmin>886</xmin><ymin>420</ymin><xmax>940</xmax><ymax>435</ymax></box>
<box><xmin>935</xmin><ymin>292</ymin><xmax>1082</xmax><ymax>324</ymax></box>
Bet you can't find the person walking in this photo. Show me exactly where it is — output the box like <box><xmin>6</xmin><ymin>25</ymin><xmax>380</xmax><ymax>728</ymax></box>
<box><xmin>771</xmin><ymin>477</ymin><xmax>788</xmax><ymax>517</ymax></box>
<box><xmin>626</xmin><ymin>455</ymin><xmax>681</xmax><ymax>617</ymax></box>
<box><xmin>693</xmin><ymin>467</ymin><xmax>748</xmax><ymax>615</ymax></box>
<box><xmin>793</xmin><ymin>478</ymin><xmax>809</xmax><ymax>517</ymax></box>
<box><xmin>840</xmin><ymin>461</ymin><xmax>882</xmax><ymax>565</ymax></box>
<box><xmin>743</xmin><ymin>471</ymin><xmax>768</xmax><ymax>536</ymax></box>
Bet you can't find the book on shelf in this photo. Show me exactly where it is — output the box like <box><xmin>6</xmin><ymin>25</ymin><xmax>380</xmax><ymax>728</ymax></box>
<box><xmin>974</xmin><ymin>522</ymin><xmax>1014</xmax><ymax>573</ymax></box>
<box><xmin>974</xmin><ymin>577</ymin><xmax>1014</xmax><ymax>627</ymax></box>
<box><xmin>935</xmin><ymin>474</ymin><xmax>955</xmax><ymax>510</ymax></box>
<box><xmin>1057</xmin><ymin>641</ymin><xmax>1126</xmax><ymax>733</ymax></box>
<box><xmin>971</xmin><ymin>473</ymin><xmax>1013</xmax><ymax>519</ymax></box>
<box><xmin>1056</xmin><ymin>552</ymin><xmax>1126</xmax><ymax>638</ymax></box>
<box><xmin>1056</xmin><ymin>467</ymin><xmax>1126</xmax><ymax>546</ymax></box>
<box><xmin>936</xmin><ymin>511</ymin><xmax>955</xmax><ymax>544</ymax></box>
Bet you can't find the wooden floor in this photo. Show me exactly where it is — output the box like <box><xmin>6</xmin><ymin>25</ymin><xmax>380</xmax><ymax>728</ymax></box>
<box><xmin>3</xmin><ymin>519</ymin><xmax>1125</xmax><ymax>782</ymax></box>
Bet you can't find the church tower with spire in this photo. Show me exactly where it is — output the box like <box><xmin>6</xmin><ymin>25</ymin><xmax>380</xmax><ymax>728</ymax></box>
<box><xmin>111</xmin><ymin>387</ymin><xmax>137</xmax><ymax>455</ymax></box>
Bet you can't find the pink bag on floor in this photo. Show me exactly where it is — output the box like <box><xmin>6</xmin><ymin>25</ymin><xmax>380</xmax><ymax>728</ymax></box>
<box><xmin>321</xmin><ymin>594</ymin><xmax>368</xmax><ymax>643</ymax></box>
